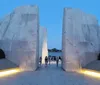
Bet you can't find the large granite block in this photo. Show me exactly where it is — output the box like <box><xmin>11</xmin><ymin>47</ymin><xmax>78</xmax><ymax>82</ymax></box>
<box><xmin>39</xmin><ymin>27</ymin><xmax>48</xmax><ymax>64</ymax></box>
<box><xmin>0</xmin><ymin>5</ymin><xmax>39</xmax><ymax>71</ymax></box>
<box><xmin>62</xmin><ymin>8</ymin><xmax>100</xmax><ymax>71</ymax></box>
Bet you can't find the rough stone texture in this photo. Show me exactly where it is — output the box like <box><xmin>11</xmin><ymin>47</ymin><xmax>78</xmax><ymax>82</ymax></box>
<box><xmin>0</xmin><ymin>5</ymin><xmax>39</xmax><ymax>71</ymax></box>
<box><xmin>39</xmin><ymin>27</ymin><xmax>48</xmax><ymax>64</ymax></box>
<box><xmin>62</xmin><ymin>8</ymin><xmax>100</xmax><ymax>71</ymax></box>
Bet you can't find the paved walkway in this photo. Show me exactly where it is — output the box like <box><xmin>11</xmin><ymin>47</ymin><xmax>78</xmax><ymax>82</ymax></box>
<box><xmin>0</xmin><ymin>62</ymin><xmax>100</xmax><ymax>85</ymax></box>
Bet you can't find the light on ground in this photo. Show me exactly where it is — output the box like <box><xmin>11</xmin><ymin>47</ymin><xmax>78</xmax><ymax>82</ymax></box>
<box><xmin>0</xmin><ymin>68</ymin><xmax>21</xmax><ymax>77</ymax></box>
<box><xmin>78</xmin><ymin>69</ymin><xmax>100</xmax><ymax>79</ymax></box>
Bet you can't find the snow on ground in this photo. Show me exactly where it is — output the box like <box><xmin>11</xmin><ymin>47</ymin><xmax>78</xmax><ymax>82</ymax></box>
<box><xmin>0</xmin><ymin>61</ymin><xmax>100</xmax><ymax>85</ymax></box>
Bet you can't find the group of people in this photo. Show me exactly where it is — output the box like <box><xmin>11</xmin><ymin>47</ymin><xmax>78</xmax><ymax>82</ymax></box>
<box><xmin>39</xmin><ymin>56</ymin><xmax>60</xmax><ymax>67</ymax></box>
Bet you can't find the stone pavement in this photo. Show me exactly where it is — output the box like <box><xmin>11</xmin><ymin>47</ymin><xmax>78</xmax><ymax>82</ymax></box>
<box><xmin>0</xmin><ymin>62</ymin><xmax>100</xmax><ymax>85</ymax></box>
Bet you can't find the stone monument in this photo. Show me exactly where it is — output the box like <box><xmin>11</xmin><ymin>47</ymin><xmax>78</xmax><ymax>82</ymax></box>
<box><xmin>39</xmin><ymin>27</ymin><xmax>48</xmax><ymax>64</ymax></box>
<box><xmin>0</xmin><ymin>5</ymin><xmax>39</xmax><ymax>71</ymax></box>
<box><xmin>62</xmin><ymin>8</ymin><xmax>100</xmax><ymax>71</ymax></box>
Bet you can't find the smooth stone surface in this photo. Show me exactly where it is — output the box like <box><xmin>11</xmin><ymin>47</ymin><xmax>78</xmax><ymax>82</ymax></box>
<box><xmin>0</xmin><ymin>63</ymin><xmax>100</xmax><ymax>85</ymax></box>
<box><xmin>62</xmin><ymin>8</ymin><xmax>100</xmax><ymax>71</ymax></box>
<box><xmin>0</xmin><ymin>59</ymin><xmax>18</xmax><ymax>70</ymax></box>
<box><xmin>39</xmin><ymin>27</ymin><xmax>48</xmax><ymax>64</ymax></box>
<box><xmin>42</xmin><ymin>28</ymin><xmax>48</xmax><ymax>64</ymax></box>
<box><xmin>84</xmin><ymin>60</ymin><xmax>100</xmax><ymax>71</ymax></box>
<box><xmin>0</xmin><ymin>5</ymin><xmax>39</xmax><ymax>71</ymax></box>
<box><xmin>42</xmin><ymin>27</ymin><xmax>48</xmax><ymax>64</ymax></box>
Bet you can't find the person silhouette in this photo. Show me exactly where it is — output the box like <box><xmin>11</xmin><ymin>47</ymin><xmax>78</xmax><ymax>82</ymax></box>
<box><xmin>39</xmin><ymin>57</ymin><xmax>42</xmax><ymax>66</ymax></box>
<box><xmin>56</xmin><ymin>56</ymin><xmax>59</xmax><ymax>67</ymax></box>
<box><xmin>48</xmin><ymin>55</ymin><xmax>51</xmax><ymax>65</ymax></box>
<box><xmin>45</xmin><ymin>56</ymin><xmax>48</xmax><ymax>67</ymax></box>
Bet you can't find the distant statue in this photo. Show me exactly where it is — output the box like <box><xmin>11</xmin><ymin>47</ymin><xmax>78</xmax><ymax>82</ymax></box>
<box><xmin>45</xmin><ymin>56</ymin><xmax>48</xmax><ymax>67</ymax></box>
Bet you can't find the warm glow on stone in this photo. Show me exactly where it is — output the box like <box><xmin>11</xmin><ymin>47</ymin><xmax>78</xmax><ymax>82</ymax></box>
<box><xmin>78</xmin><ymin>69</ymin><xmax>100</xmax><ymax>79</ymax></box>
<box><xmin>0</xmin><ymin>68</ymin><xmax>21</xmax><ymax>77</ymax></box>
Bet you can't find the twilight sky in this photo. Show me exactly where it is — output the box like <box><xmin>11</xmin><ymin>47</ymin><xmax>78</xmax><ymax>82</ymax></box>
<box><xmin>0</xmin><ymin>0</ymin><xmax>100</xmax><ymax>49</ymax></box>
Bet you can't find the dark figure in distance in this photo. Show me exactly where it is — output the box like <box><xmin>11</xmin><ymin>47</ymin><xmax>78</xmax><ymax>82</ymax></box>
<box><xmin>39</xmin><ymin>57</ymin><xmax>42</xmax><ymax>66</ymax></box>
<box><xmin>56</xmin><ymin>57</ymin><xmax>59</xmax><ymax>67</ymax></box>
<box><xmin>48</xmin><ymin>55</ymin><xmax>51</xmax><ymax>65</ymax></box>
<box><xmin>45</xmin><ymin>56</ymin><xmax>48</xmax><ymax>67</ymax></box>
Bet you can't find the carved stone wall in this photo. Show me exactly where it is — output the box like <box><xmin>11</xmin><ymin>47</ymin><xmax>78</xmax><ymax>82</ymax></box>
<box><xmin>39</xmin><ymin>27</ymin><xmax>48</xmax><ymax>64</ymax></box>
<box><xmin>62</xmin><ymin>8</ymin><xmax>100</xmax><ymax>71</ymax></box>
<box><xmin>0</xmin><ymin>5</ymin><xmax>39</xmax><ymax>71</ymax></box>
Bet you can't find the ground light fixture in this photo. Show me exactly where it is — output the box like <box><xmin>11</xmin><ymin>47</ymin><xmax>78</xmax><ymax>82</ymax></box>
<box><xmin>77</xmin><ymin>69</ymin><xmax>100</xmax><ymax>79</ymax></box>
<box><xmin>0</xmin><ymin>68</ymin><xmax>21</xmax><ymax>77</ymax></box>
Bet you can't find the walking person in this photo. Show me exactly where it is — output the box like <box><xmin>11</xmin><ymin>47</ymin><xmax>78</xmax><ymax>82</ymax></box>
<box><xmin>45</xmin><ymin>56</ymin><xmax>48</xmax><ymax>67</ymax></box>
<box><xmin>39</xmin><ymin>57</ymin><xmax>42</xmax><ymax>66</ymax></box>
<box><xmin>48</xmin><ymin>55</ymin><xmax>51</xmax><ymax>65</ymax></box>
<box><xmin>56</xmin><ymin>56</ymin><xmax>59</xmax><ymax>67</ymax></box>
<box><xmin>59</xmin><ymin>56</ymin><xmax>62</xmax><ymax>61</ymax></box>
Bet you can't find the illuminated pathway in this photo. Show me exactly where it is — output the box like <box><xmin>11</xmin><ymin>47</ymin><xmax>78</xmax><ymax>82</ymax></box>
<box><xmin>0</xmin><ymin>62</ymin><xmax>100</xmax><ymax>85</ymax></box>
